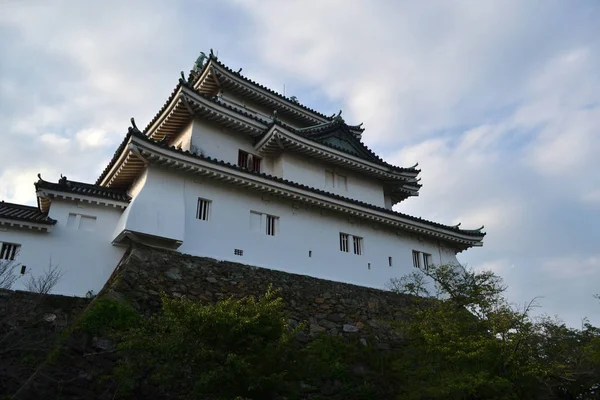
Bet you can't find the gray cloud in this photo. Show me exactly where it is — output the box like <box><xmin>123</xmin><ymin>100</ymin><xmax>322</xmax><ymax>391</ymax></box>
<box><xmin>1</xmin><ymin>1</ymin><xmax>599</xmax><ymax>325</ymax></box>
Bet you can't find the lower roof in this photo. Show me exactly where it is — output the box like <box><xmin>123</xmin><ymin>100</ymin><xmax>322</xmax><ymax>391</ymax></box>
<box><xmin>0</xmin><ymin>201</ymin><xmax>56</xmax><ymax>226</ymax></box>
<box><xmin>35</xmin><ymin>175</ymin><xmax>131</xmax><ymax>213</ymax></box>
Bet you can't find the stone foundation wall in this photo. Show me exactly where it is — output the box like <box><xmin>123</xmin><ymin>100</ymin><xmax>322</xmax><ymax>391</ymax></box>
<box><xmin>103</xmin><ymin>243</ymin><xmax>414</xmax><ymax>348</ymax></box>
<box><xmin>0</xmin><ymin>289</ymin><xmax>90</xmax><ymax>396</ymax></box>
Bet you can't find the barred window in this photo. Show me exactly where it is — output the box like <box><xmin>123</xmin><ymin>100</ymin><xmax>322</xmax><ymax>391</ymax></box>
<box><xmin>353</xmin><ymin>236</ymin><xmax>363</xmax><ymax>255</ymax></box>
<box><xmin>423</xmin><ymin>253</ymin><xmax>432</xmax><ymax>271</ymax></box>
<box><xmin>238</xmin><ymin>150</ymin><xmax>261</xmax><ymax>173</ymax></box>
<box><xmin>250</xmin><ymin>211</ymin><xmax>279</xmax><ymax>236</ymax></box>
<box><xmin>196</xmin><ymin>198</ymin><xmax>211</xmax><ymax>221</ymax></box>
<box><xmin>339</xmin><ymin>233</ymin><xmax>349</xmax><ymax>252</ymax></box>
<box><xmin>0</xmin><ymin>243</ymin><xmax>20</xmax><ymax>261</ymax></box>
<box><xmin>412</xmin><ymin>250</ymin><xmax>421</xmax><ymax>269</ymax></box>
<box><xmin>266</xmin><ymin>215</ymin><xmax>278</xmax><ymax>236</ymax></box>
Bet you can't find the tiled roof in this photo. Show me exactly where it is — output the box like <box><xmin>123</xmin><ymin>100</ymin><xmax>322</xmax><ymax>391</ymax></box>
<box><xmin>36</xmin><ymin>175</ymin><xmax>131</xmax><ymax>203</ymax></box>
<box><xmin>139</xmin><ymin>75</ymin><xmax>416</xmax><ymax>175</ymax></box>
<box><xmin>0</xmin><ymin>201</ymin><xmax>56</xmax><ymax>225</ymax></box>
<box><xmin>130</xmin><ymin>132</ymin><xmax>484</xmax><ymax>240</ymax></box>
<box><xmin>96</xmin><ymin>125</ymin><xmax>136</xmax><ymax>185</ymax></box>
<box><xmin>271</xmin><ymin>118</ymin><xmax>420</xmax><ymax>174</ymax></box>
<box><xmin>194</xmin><ymin>55</ymin><xmax>334</xmax><ymax>122</ymax></box>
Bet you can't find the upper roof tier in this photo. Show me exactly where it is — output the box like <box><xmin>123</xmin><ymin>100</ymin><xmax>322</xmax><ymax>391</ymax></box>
<box><xmin>141</xmin><ymin>77</ymin><xmax>419</xmax><ymax>192</ymax></box>
<box><xmin>188</xmin><ymin>51</ymin><xmax>355</xmax><ymax>129</ymax></box>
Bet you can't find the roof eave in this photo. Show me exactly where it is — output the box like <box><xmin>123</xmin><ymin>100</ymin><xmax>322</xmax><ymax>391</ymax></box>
<box><xmin>256</xmin><ymin>126</ymin><xmax>420</xmax><ymax>182</ymax></box>
<box><xmin>0</xmin><ymin>218</ymin><xmax>55</xmax><ymax>231</ymax></box>
<box><xmin>204</xmin><ymin>59</ymin><xmax>331</xmax><ymax>125</ymax></box>
<box><xmin>129</xmin><ymin>136</ymin><xmax>484</xmax><ymax>248</ymax></box>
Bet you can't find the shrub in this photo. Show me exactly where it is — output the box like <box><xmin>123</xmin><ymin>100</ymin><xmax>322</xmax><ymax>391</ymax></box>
<box><xmin>114</xmin><ymin>287</ymin><xmax>300</xmax><ymax>399</ymax></box>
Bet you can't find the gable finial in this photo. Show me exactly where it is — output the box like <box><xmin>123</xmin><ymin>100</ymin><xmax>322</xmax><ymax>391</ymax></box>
<box><xmin>129</xmin><ymin>117</ymin><xmax>142</xmax><ymax>135</ymax></box>
<box><xmin>59</xmin><ymin>174</ymin><xmax>68</xmax><ymax>185</ymax></box>
<box><xmin>37</xmin><ymin>173</ymin><xmax>43</xmax><ymax>181</ymax></box>
<box><xmin>180</xmin><ymin>71</ymin><xmax>186</xmax><ymax>83</ymax></box>
<box><xmin>237</xmin><ymin>67</ymin><xmax>242</xmax><ymax>74</ymax></box>
<box><xmin>333</xmin><ymin>110</ymin><xmax>344</xmax><ymax>122</ymax></box>
<box><xmin>271</xmin><ymin>110</ymin><xmax>279</xmax><ymax>123</ymax></box>
<box><xmin>289</xmin><ymin>95</ymin><xmax>299</xmax><ymax>104</ymax></box>
<box><xmin>194</xmin><ymin>52</ymin><xmax>207</xmax><ymax>72</ymax></box>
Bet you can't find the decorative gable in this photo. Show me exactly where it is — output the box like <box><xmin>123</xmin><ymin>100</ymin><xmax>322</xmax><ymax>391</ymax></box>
<box><xmin>310</xmin><ymin>128</ymin><xmax>378</xmax><ymax>162</ymax></box>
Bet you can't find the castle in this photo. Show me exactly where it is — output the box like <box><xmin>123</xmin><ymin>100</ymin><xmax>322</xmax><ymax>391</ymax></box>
<box><xmin>0</xmin><ymin>52</ymin><xmax>485</xmax><ymax>296</ymax></box>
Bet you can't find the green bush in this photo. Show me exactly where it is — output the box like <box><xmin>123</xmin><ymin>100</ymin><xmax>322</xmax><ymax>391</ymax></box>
<box><xmin>77</xmin><ymin>299</ymin><xmax>140</xmax><ymax>336</ymax></box>
<box><xmin>114</xmin><ymin>287</ymin><xmax>300</xmax><ymax>399</ymax></box>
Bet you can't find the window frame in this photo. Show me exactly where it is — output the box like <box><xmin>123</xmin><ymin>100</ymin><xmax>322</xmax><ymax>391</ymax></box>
<box><xmin>238</xmin><ymin>150</ymin><xmax>262</xmax><ymax>173</ymax></box>
<box><xmin>0</xmin><ymin>242</ymin><xmax>20</xmax><ymax>261</ymax></box>
<box><xmin>422</xmin><ymin>252</ymin><xmax>432</xmax><ymax>272</ymax></box>
<box><xmin>196</xmin><ymin>198</ymin><xmax>212</xmax><ymax>221</ymax></box>
<box><xmin>265</xmin><ymin>214</ymin><xmax>278</xmax><ymax>236</ymax></box>
<box><xmin>339</xmin><ymin>233</ymin><xmax>349</xmax><ymax>252</ymax></box>
<box><xmin>412</xmin><ymin>250</ymin><xmax>421</xmax><ymax>269</ymax></box>
<box><xmin>353</xmin><ymin>236</ymin><xmax>363</xmax><ymax>255</ymax></box>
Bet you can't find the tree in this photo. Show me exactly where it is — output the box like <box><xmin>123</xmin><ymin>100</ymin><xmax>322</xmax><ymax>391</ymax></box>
<box><xmin>388</xmin><ymin>264</ymin><xmax>600</xmax><ymax>399</ymax></box>
<box><xmin>114</xmin><ymin>287</ymin><xmax>301</xmax><ymax>399</ymax></box>
<box><xmin>0</xmin><ymin>259</ymin><xmax>20</xmax><ymax>290</ymax></box>
<box><xmin>23</xmin><ymin>262</ymin><xmax>64</xmax><ymax>295</ymax></box>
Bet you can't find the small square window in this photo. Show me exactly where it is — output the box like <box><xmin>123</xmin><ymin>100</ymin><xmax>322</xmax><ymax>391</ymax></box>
<box><xmin>196</xmin><ymin>198</ymin><xmax>211</xmax><ymax>221</ymax></box>
<box><xmin>388</xmin><ymin>256</ymin><xmax>393</xmax><ymax>267</ymax></box>
<box><xmin>234</xmin><ymin>249</ymin><xmax>243</xmax><ymax>256</ymax></box>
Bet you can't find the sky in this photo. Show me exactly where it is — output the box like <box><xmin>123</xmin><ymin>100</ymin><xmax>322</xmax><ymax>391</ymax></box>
<box><xmin>1</xmin><ymin>0</ymin><xmax>599</xmax><ymax>326</ymax></box>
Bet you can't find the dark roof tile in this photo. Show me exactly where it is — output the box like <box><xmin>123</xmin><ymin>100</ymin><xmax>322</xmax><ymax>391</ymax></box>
<box><xmin>36</xmin><ymin>176</ymin><xmax>131</xmax><ymax>203</ymax></box>
<box><xmin>0</xmin><ymin>201</ymin><xmax>56</xmax><ymax>225</ymax></box>
<box><xmin>132</xmin><ymin>133</ymin><xmax>484</xmax><ymax>240</ymax></box>
<box><xmin>195</xmin><ymin>56</ymin><xmax>334</xmax><ymax>122</ymax></box>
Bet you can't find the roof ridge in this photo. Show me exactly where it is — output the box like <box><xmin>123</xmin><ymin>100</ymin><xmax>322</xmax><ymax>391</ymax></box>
<box><xmin>192</xmin><ymin>55</ymin><xmax>334</xmax><ymax>122</ymax></box>
<box><xmin>0</xmin><ymin>200</ymin><xmax>40</xmax><ymax>210</ymax></box>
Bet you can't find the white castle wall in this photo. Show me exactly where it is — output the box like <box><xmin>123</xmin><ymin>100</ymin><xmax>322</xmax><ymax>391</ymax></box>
<box><xmin>121</xmin><ymin>165</ymin><xmax>458</xmax><ymax>289</ymax></box>
<box><xmin>1</xmin><ymin>200</ymin><xmax>126</xmax><ymax>296</ymax></box>
<box><xmin>277</xmin><ymin>152</ymin><xmax>386</xmax><ymax>207</ymax></box>
<box><xmin>189</xmin><ymin>118</ymin><xmax>387</xmax><ymax>207</ymax></box>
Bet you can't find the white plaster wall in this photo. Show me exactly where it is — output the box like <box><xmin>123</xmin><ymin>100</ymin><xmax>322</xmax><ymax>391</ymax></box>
<box><xmin>170</xmin><ymin>120</ymin><xmax>193</xmax><ymax>151</ymax></box>
<box><xmin>220</xmin><ymin>91</ymin><xmax>297</xmax><ymax>127</ymax></box>
<box><xmin>0</xmin><ymin>200</ymin><xmax>125</xmax><ymax>297</ymax></box>
<box><xmin>114</xmin><ymin>167</ymin><xmax>185</xmax><ymax>243</ymax></box>
<box><xmin>277</xmin><ymin>152</ymin><xmax>386</xmax><ymax>207</ymax></box>
<box><xmin>178</xmin><ymin>172</ymin><xmax>458</xmax><ymax>289</ymax></box>
<box><xmin>189</xmin><ymin>119</ymin><xmax>279</xmax><ymax>175</ymax></box>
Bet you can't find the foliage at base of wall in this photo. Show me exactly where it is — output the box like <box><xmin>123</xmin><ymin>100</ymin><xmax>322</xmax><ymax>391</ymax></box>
<box><xmin>2</xmin><ymin>244</ymin><xmax>599</xmax><ymax>399</ymax></box>
<box><xmin>0</xmin><ymin>289</ymin><xmax>90</xmax><ymax>398</ymax></box>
